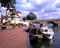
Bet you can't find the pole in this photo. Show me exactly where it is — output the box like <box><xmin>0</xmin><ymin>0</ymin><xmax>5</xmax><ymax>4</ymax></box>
<box><xmin>0</xmin><ymin>3</ymin><xmax>1</xmax><ymax>29</ymax></box>
<box><xmin>0</xmin><ymin>3</ymin><xmax>1</xmax><ymax>23</ymax></box>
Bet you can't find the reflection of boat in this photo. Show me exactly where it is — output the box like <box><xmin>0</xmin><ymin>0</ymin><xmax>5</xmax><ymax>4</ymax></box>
<box><xmin>29</xmin><ymin>35</ymin><xmax>43</xmax><ymax>45</ymax></box>
<box><xmin>29</xmin><ymin>34</ymin><xmax>38</xmax><ymax>45</ymax></box>
<box><xmin>41</xmin><ymin>26</ymin><xmax>54</xmax><ymax>40</ymax></box>
<box><xmin>29</xmin><ymin>25</ymin><xmax>43</xmax><ymax>45</ymax></box>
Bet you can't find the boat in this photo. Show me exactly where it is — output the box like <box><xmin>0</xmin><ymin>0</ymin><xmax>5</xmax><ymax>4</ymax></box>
<box><xmin>29</xmin><ymin>23</ymin><xmax>54</xmax><ymax>45</ymax></box>
<box><xmin>40</xmin><ymin>26</ymin><xmax>54</xmax><ymax>40</ymax></box>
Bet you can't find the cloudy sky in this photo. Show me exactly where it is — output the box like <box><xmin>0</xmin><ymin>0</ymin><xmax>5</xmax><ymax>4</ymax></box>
<box><xmin>1</xmin><ymin>0</ymin><xmax>60</xmax><ymax>19</ymax></box>
<box><xmin>15</xmin><ymin>0</ymin><xmax>60</xmax><ymax>19</ymax></box>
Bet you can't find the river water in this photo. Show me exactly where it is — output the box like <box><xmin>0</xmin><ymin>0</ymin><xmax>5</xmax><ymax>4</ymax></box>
<box><xmin>27</xmin><ymin>24</ymin><xmax>60</xmax><ymax>48</ymax></box>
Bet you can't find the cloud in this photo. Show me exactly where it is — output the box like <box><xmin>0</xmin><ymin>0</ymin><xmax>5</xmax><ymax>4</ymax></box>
<box><xmin>55</xmin><ymin>3</ymin><xmax>60</xmax><ymax>8</ymax></box>
<box><xmin>16</xmin><ymin>0</ymin><xmax>48</xmax><ymax>11</ymax></box>
<box><xmin>44</xmin><ymin>8</ymin><xmax>57</xmax><ymax>13</ymax></box>
<box><xmin>15</xmin><ymin>0</ymin><xmax>60</xmax><ymax>19</ymax></box>
<box><xmin>22</xmin><ymin>11</ymin><xmax>29</xmax><ymax>17</ymax></box>
<box><xmin>16</xmin><ymin>0</ymin><xmax>27</xmax><ymax>4</ymax></box>
<box><xmin>20</xmin><ymin>2</ymin><xmax>34</xmax><ymax>10</ymax></box>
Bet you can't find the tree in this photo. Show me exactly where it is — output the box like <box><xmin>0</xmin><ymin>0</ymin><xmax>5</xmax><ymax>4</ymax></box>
<box><xmin>0</xmin><ymin>0</ymin><xmax>16</xmax><ymax>9</ymax></box>
<box><xmin>26</xmin><ymin>12</ymin><xmax>37</xmax><ymax>20</ymax></box>
<box><xmin>23</xmin><ymin>17</ymin><xmax>26</xmax><ymax>21</ymax></box>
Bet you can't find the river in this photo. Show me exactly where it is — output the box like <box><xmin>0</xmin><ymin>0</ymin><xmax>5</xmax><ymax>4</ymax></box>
<box><xmin>27</xmin><ymin>24</ymin><xmax>60</xmax><ymax>48</ymax></box>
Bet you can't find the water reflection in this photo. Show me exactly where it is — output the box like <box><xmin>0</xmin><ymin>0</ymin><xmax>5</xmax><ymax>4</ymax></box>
<box><xmin>38</xmin><ymin>39</ymin><xmax>54</xmax><ymax>48</ymax></box>
<box><xmin>30</xmin><ymin>38</ymin><xmax>54</xmax><ymax>48</ymax></box>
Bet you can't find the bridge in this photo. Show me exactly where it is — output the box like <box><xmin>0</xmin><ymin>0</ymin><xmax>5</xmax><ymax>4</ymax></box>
<box><xmin>26</xmin><ymin>19</ymin><xmax>60</xmax><ymax>26</ymax></box>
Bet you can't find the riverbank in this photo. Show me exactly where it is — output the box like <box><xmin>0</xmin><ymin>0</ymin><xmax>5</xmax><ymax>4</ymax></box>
<box><xmin>0</xmin><ymin>26</ymin><xmax>28</xmax><ymax>48</ymax></box>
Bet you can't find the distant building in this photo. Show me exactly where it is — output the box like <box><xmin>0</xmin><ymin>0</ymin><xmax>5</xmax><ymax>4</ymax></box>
<box><xmin>5</xmin><ymin>8</ymin><xmax>23</xmax><ymax>23</ymax></box>
<box><xmin>16</xmin><ymin>11</ymin><xmax>22</xmax><ymax>21</ymax></box>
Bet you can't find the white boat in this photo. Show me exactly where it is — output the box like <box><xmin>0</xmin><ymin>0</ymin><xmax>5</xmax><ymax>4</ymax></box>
<box><xmin>41</xmin><ymin>26</ymin><xmax>54</xmax><ymax>40</ymax></box>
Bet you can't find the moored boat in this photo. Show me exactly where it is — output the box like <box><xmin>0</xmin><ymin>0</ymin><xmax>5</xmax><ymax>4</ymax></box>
<box><xmin>29</xmin><ymin>23</ymin><xmax>54</xmax><ymax>45</ymax></box>
<box><xmin>41</xmin><ymin>26</ymin><xmax>54</xmax><ymax>40</ymax></box>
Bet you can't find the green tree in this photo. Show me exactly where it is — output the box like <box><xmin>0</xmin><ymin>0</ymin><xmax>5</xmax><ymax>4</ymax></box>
<box><xmin>23</xmin><ymin>17</ymin><xmax>26</xmax><ymax>21</ymax></box>
<box><xmin>0</xmin><ymin>0</ymin><xmax>16</xmax><ymax>9</ymax></box>
<box><xmin>26</xmin><ymin>12</ymin><xmax>37</xmax><ymax>20</ymax></box>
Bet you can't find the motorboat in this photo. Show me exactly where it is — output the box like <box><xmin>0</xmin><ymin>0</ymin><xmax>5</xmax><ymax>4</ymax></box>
<box><xmin>29</xmin><ymin>24</ymin><xmax>54</xmax><ymax>45</ymax></box>
<box><xmin>41</xmin><ymin>26</ymin><xmax>54</xmax><ymax>40</ymax></box>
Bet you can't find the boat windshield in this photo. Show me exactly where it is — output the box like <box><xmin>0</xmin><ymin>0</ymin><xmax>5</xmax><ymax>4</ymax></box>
<box><xmin>44</xmin><ymin>30</ymin><xmax>48</xmax><ymax>32</ymax></box>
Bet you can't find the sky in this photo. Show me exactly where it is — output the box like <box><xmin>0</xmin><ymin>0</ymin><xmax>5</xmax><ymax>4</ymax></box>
<box><xmin>1</xmin><ymin>0</ymin><xmax>60</xmax><ymax>20</ymax></box>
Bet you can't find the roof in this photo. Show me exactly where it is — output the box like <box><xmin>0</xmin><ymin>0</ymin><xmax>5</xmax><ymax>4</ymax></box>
<box><xmin>17</xmin><ymin>11</ymin><xmax>22</xmax><ymax>14</ymax></box>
